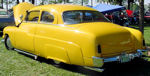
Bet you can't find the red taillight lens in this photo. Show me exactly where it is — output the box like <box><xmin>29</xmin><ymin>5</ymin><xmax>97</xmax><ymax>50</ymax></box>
<box><xmin>143</xmin><ymin>39</ymin><xmax>145</xmax><ymax>46</ymax></box>
<box><xmin>97</xmin><ymin>45</ymin><xmax>101</xmax><ymax>53</ymax></box>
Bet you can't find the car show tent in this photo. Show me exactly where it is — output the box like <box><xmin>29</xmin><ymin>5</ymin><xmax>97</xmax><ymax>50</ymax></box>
<box><xmin>92</xmin><ymin>3</ymin><xmax>126</xmax><ymax>14</ymax></box>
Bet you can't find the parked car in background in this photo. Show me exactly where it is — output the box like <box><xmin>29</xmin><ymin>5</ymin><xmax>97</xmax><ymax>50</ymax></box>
<box><xmin>0</xmin><ymin>9</ymin><xmax>8</xmax><ymax>18</ymax></box>
<box><xmin>0</xmin><ymin>9</ymin><xmax>15</xmax><ymax>31</ymax></box>
<box><xmin>105</xmin><ymin>11</ymin><xmax>129</xmax><ymax>26</ymax></box>
<box><xmin>133</xmin><ymin>11</ymin><xmax>150</xmax><ymax>24</ymax></box>
<box><xmin>3</xmin><ymin>2</ymin><xmax>148</xmax><ymax>70</ymax></box>
<box><xmin>145</xmin><ymin>11</ymin><xmax>150</xmax><ymax>23</ymax></box>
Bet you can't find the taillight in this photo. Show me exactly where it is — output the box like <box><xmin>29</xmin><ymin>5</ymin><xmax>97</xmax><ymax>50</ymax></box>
<box><xmin>97</xmin><ymin>45</ymin><xmax>101</xmax><ymax>53</ymax></box>
<box><xmin>143</xmin><ymin>39</ymin><xmax>145</xmax><ymax>46</ymax></box>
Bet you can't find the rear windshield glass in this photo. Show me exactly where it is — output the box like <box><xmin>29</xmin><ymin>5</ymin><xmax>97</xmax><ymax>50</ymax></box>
<box><xmin>63</xmin><ymin>10</ymin><xmax>109</xmax><ymax>24</ymax></box>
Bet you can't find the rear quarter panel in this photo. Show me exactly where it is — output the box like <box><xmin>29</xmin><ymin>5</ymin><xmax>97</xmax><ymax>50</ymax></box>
<box><xmin>123</xmin><ymin>27</ymin><xmax>144</xmax><ymax>49</ymax></box>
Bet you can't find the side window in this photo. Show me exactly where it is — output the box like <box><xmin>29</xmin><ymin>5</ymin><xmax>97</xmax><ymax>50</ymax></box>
<box><xmin>40</xmin><ymin>11</ymin><xmax>54</xmax><ymax>23</ymax></box>
<box><xmin>25</xmin><ymin>11</ymin><xmax>40</xmax><ymax>22</ymax></box>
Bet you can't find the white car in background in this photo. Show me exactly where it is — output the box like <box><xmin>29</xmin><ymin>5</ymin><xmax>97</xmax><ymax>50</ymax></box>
<box><xmin>0</xmin><ymin>9</ymin><xmax>9</xmax><ymax>18</ymax></box>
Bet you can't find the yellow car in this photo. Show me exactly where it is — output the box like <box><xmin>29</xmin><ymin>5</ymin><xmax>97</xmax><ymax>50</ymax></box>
<box><xmin>3</xmin><ymin>2</ymin><xmax>148</xmax><ymax>68</ymax></box>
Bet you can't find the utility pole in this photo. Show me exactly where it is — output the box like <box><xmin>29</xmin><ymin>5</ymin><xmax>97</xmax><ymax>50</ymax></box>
<box><xmin>139</xmin><ymin>0</ymin><xmax>144</xmax><ymax>34</ymax></box>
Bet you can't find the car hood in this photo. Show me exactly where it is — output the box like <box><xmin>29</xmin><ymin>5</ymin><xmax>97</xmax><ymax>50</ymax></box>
<box><xmin>13</xmin><ymin>2</ymin><xmax>34</xmax><ymax>26</ymax></box>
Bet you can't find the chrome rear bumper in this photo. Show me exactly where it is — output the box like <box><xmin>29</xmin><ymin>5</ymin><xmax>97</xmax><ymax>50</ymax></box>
<box><xmin>92</xmin><ymin>49</ymin><xmax>148</xmax><ymax>67</ymax></box>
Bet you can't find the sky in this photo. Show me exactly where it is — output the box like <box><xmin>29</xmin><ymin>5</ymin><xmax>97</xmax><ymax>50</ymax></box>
<box><xmin>145</xmin><ymin>0</ymin><xmax>150</xmax><ymax>5</ymax></box>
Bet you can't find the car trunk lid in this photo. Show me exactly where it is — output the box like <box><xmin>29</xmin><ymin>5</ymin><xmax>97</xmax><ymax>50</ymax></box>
<box><xmin>69</xmin><ymin>22</ymin><xmax>135</xmax><ymax>57</ymax></box>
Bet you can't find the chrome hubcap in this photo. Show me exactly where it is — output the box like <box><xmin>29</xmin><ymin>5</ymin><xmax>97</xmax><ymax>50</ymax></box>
<box><xmin>6</xmin><ymin>37</ymin><xmax>13</xmax><ymax>49</ymax></box>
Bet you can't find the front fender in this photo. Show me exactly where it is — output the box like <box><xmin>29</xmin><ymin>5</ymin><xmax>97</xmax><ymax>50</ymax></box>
<box><xmin>3</xmin><ymin>26</ymin><xmax>17</xmax><ymax>47</ymax></box>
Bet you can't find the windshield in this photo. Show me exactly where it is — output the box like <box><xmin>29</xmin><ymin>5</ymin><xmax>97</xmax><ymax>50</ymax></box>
<box><xmin>0</xmin><ymin>11</ymin><xmax>7</xmax><ymax>15</ymax></box>
<box><xmin>63</xmin><ymin>10</ymin><xmax>109</xmax><ymax>24</ymax></box>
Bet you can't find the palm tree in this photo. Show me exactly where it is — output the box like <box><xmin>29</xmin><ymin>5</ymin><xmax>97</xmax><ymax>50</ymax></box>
<box><xmin>139</xmin><ymin>0</ymin><xmax>144</xmax><ymax>34</ymax></box>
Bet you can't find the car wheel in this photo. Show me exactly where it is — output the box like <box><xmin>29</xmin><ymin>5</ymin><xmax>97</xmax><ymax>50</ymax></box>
<box><xmin>4</xmin><ymin>35</ymin><xmax>14</xmax><ymax>50</ymax></box>
<box><xmin>53</xmin><ymin>60</ymin><xmax>61</xmax><ymax>65</ymax></box>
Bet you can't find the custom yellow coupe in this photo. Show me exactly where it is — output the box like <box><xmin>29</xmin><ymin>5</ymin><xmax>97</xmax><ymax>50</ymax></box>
<box><xmin>3</xmin><ymin>2</ymin><xmax>148</xmax><ymax>69</ymax></box>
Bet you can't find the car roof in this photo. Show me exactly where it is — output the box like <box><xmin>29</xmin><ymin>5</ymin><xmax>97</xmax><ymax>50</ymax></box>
<box><xmin>29</xmin><ymin>4</ymin><xmax>97</xmax><ymax>12</ymax></box>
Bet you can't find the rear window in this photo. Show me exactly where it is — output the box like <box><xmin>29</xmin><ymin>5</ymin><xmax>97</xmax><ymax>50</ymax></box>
<box><xmin>63</xmin><ymin>10</ymin><xmax>109</xmax><ymax>24</ymax></box>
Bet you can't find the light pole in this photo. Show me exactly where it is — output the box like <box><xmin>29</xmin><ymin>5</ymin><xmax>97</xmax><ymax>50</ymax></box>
<box><xmin>6</xmin><ymin>0</ymin><xmax>8</xmax><ymax>14</ymax></box>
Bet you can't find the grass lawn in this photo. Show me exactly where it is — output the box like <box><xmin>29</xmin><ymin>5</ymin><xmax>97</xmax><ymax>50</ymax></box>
<box><xmin>144</xmin><ymin>26</ymin><xmax>150</xmax><ymax>46</ymax></box>
<box><xmin>0</xmin><ymin>25</ymin><xmax>150</xmax><ymax>76</ymax></box>
<box><xmin>0</xmin><ymin>38</ymin><xmax>85</xmax><ymax>76</ymax></box>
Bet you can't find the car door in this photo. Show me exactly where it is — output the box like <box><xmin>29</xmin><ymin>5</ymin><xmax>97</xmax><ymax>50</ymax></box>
<box><xmin>34</xmin><ymin>11</ymin><xmax>69</xmax><ymax>62</ymax></box>
<box><xmin>15</xmin><ymin>11</ymin><xmax>41</xmax><ymax>54</ymax></box>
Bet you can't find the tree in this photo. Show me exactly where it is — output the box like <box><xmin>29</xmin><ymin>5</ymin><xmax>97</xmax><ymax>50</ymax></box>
<box><xmin>81</xmin><ymin>0</ymin><xmax>83</xmax><ymax>6</ymax></box>
<box><xmin>139</xmin><ymin>0</ymin><xmax>144</xmax><ymax>34</ymax></box>
<box><xmin>22</xmin><ymin>0</ymin><xmax>25</xmax><ymax>2</ymax></box>
<box><xmin>32</xmin><ymin>0</ymin><xmax>35</xmax><ymax>4</ymax></box>
<box><xmin>57</xmin><ymin>0</ymin><xmax>63</xmax><ymax>3</ymax></box>
<box><xmin>6</xmin><ymin>0</ymin><xmax>8</xmax><ymax>14</ymax></box>
<box><xmin>128</xmin><ymin>0</ymin><xmax>135</xmax><ymax>10</ymax></box>
<box><xmin>55</xmin><ymin>0</ymin><xmax>56</xmax><ymax>4</ymax></box>
<box><xmin>29</xmin><ymin>0</ymin><xmax>35</xmax><ymax>4</ymax></box>
<box><xmin>1</xmin><ymin>0</ymin><xmax>3</xmax><ymax>9</ymax></box>
<box><xmin>148</xmin><ymin>3</ymin><xmax>150</xmax><ymax>11</ymax></box>
<box><xmin>16</xmin><ymin>0</ymin><xmax>19</xmax><ymax>4</ymax></box>
<box><xmin>64</xmin><ymin>0</ymin><xmax>65</xmax><ymax>4</ymax></box>
<box><xmin>102</xmin><ymin>0</ymin><xmax>123</xmax><ymax>5</ymax></box>
<box><xmin>91</xmin><ymin>0</ymin><xmax>93</xmax><ymax>6</ymax></box>
<box><xmin>128</xmin><ymin>0</ymin><xmax>131</xmax><ymax>9</ymax></box>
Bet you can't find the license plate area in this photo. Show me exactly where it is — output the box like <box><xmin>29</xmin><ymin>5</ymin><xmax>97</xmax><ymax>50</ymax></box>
<box><xmin>120</xmin><ymin>54</ymin><xmax>130</xmax><ymax>63</ymax></box>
